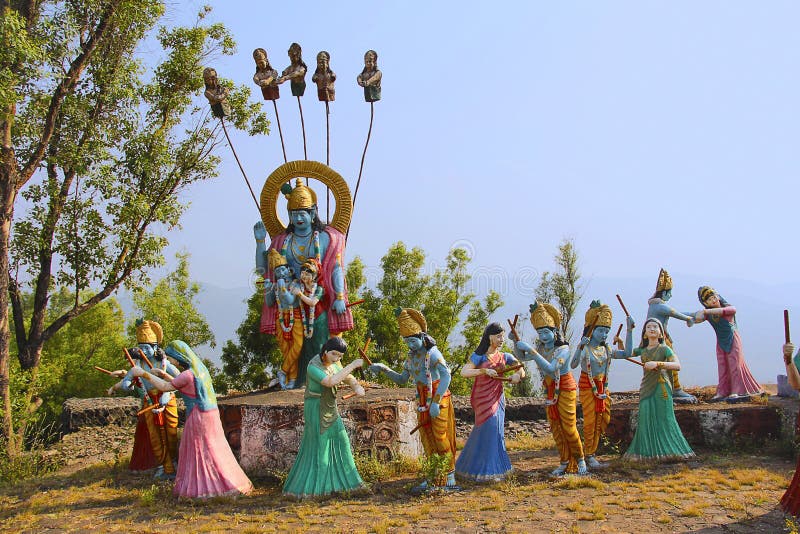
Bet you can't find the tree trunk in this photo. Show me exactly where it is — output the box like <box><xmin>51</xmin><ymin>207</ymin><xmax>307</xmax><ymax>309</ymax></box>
<box><xmin>0</xmin><ymin>159</ymin><xmax>18</xmax><ymax>454</ymax></box>
<box><xmin>1</xmin><ymin>66</ymin><xmax>19</xmax><ymax>448</ymax></box>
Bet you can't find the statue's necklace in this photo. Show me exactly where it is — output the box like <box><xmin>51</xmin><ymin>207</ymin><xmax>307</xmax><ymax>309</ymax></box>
<box><xmin>285</xmin><ymin>231</ymin><xmax>320</xmax><ymax>263</ymax></box>
<box><xmin>590</xmin><ymin>345</ymin><xmax>607</xmax><ymax>364</ymax></box>
<box><xmin>299</xmin><ymin>283</ymin><xmax>318</xmax><ymax>338</ymax></box>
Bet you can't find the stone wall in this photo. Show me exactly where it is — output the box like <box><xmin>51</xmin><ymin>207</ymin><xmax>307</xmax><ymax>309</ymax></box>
<box><xmin>605</xmin><ymin>399</ymin><xmax>792</xmax><ymax>448</ymax></box>
<box><xmin>61</xmin><ymin>396</ymin><xmax>186</xmax><ymax>433</ymax></box>
<box><xmin>217</xmin><ymin>388</ymin><xmax>423</xmax><ymax>474</ymax></box>
<box><xmin>62</xmin><ymin>390</ymin><xmax>797</xmax><ymax>477</ymax></box>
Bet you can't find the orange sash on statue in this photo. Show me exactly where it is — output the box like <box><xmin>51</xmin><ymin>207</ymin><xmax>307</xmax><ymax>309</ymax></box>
<box><xmin>546</xmin><ymin>372</ymin><xmax>576</xmax><ymax>420</ymax></box>
<box><xmin>579</xmin><ymin>372</ymin><xmax>607</xmax><ymax>413</ymax></box>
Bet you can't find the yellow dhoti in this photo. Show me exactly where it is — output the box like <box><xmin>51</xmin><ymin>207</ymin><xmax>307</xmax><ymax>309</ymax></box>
<box><xmin>579</xmin><ymin>372</ymin><xmax>612</xmax><ymax>457</ymax></box>
<box><xmin>276</xmin><ymin>309</ymin><xmax>304</xmax><ymax>381</ymax></box>
<box><xmin>145</xmin><ymin>391</ymin><xmax>179</xmax><ymax>474</ymax></box>
<box><xmin>545</xmin><ymin>374</ymin><xmax>584</xmax><ymax>473</ymax></box>
<box><xmin>416</xmin><ymin>382</ymin><xmax>456</xmax><ymax>472</ymax></box>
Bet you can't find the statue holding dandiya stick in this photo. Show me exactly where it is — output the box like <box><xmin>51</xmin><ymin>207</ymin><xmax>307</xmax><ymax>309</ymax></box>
<box><xmin>690</xmin><ymin>285</ymin><xmax>763</xmax><ymax>402</ymax></box>
<box><xmin>617</xmin><ymin>317</ymin><xmax>694</xmax><ymax>461</ymax></box>
<box><xmin>512</xmin><ymin>301</ymin><xmax>587</xmax><ymax>476</ymax></box>
<box><xmin>570</xmin><ymin>300</ymin><xmax>636</xmax><ymax>469</ymax></box>
<box><xmin>455</xmin><ymin>322</ymin><xmax>524</xmax><ymax>482</ymax></box>
<box><xmin>100</xmin><ymin>357</ymin><xmax>156</xmax><ymax>472</ymax></box>
<box><xmin>781</xmin><ymin>310</ymin><xmax>800</xmax><ymax>516</ymax></box>
<box><xmin>646</xmin><ymin>268</ymin><xmax>698</xmax><ymax>404</ymax></box>
<box><xmin>368</xmin><ymin>308</ymin><xmax>457</xmax><ymax>491</ymax></box>
<box><xmin>107</xmin><ymin>320</ymin><xmax>180</xmax><ymax>478</ymax></box>
<box><xmin>131</xmin><ymin>340</ymin><xmax>253</xmax><ymax>499</ymax></box>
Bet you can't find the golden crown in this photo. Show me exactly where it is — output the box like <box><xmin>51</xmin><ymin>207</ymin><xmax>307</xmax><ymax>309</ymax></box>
<box><xmin>284</xmin><ymin>178</ymin><xmax>317</xmax><ymax>211</ymax></box>
<box><xmin>656</xmin><ymin>268</ymin><xmax>673</xmax><ymax>292</ymax></box>
<box><xmin>584</xmin><ymin>300</ymin><xmax>613</xmax><ymax>328</ymax></box>
<box><xmin>396</xmin><ymin>307</ymin><xmax>427</xmax><ymax>337</ymax></box>
<box><xmin>268</xmin><ymin>249</ymin><xmax>288</xmax><ymax>271</ymax></box>
<box><xmin>136</xmin><ymin>320</ymin><xmax>163</xmax><ymax>345</ymax></box>
<box><xmin>530</xmin><ymin>301</ymin><xmax>561</xmax><ymax>330</ymax></box>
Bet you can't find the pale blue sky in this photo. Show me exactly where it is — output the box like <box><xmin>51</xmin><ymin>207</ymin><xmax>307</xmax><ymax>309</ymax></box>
<box><xmin>164</xmin><ymin>1</ymin><xmax>799</xmax><ymax>291</ymax></box>
<box><xmin>146</xmin><ymin>2</ymin><xmax>798</xmax><ymax>388</ymax></box>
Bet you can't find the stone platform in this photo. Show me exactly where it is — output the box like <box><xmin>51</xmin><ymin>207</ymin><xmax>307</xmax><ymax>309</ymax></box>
<box><xmin>62</xmin><ymin>389</ymin><xmax>799</xmax><ymax>477</ymax></box>
<box><xmin>604</xmin><ymin>396</ymin><xmax>797</xmax><ymax>448</ymax></box>
<box><xmin>217</xmin><ymin>387</ymin><xmax>423</xmax><ymax>474</ymax></box>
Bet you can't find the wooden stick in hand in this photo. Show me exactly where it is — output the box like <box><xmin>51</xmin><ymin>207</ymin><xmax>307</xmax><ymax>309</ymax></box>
<box><xmin>489</xmin><ymin>376</ymin><xmax>514</xmax><ymax>382</ymax></box>
<box><xmin>785</xmin><ymin>309</ymin><xmax>791</xmax><ymax>344</ymax></box>
<box><xmin>580</xmin><ymin>316</ymin><xmax>600</xmax><ymax>349</ymax></box>
<box><xmin>507</xmin><ymin>315</ymin><xmax>520</xmax><ymax>342</ymax></box>
<box><xmin>616</xmin><ymin>294</ymin><xmax>631</xmax><ymax>318</ymax></box>
<box><xmin>501</xmin><ymin>363</ymin><xmax>524</xmax><ymax>375</ymax></box>
<box><xmin>137</xmin><ymin>403</ymin><xmax>161</xmax><ymax>416</ymax></box>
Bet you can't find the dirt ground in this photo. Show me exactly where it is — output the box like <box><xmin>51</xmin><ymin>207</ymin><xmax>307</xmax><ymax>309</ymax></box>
<box><xmin>1</xmin><ymin>436</ymin><xmax>797</xmax><ymax>533</ymax></box>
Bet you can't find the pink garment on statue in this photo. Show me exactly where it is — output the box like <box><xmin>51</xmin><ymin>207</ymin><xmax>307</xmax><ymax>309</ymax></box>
<box><xmin>170</xmin><ymin>370</ymin><xmax>253</xmax><ymax>499</ymax></box>
<box><xmin>260</xmin><ymin>227</ymin><xmax>353</xmax><ymax>335</ymax></box>
<box><xmin>714</xmin><ymin>307</ymin><xmax>762</xmax><ymax>398</ymax></box>
<box><xmin>471</xmin><ymin>352</ymin><xmax>507</xmax><ymax>427</ymax></box>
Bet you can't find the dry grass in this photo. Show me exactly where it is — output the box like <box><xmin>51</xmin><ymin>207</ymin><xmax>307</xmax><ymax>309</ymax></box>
<box><xmin>678</xmin><ymin>503</ymin><xmax>707</xmax><ymax>517</ymax></box>
<box><xmin>506</xmin><ymin>432</ymin><xmax>556</xmax><ymax>451</ymax></box>
<box><xmin>576</xmin><ymin>503</ymin><xmax>606</xmax><ymax>521</ymax></box>
<box><xmin>655</xmin><ymin>513</ymin><xmax>672</xmax><ymax>524</ymax></box>
<box><xmin>0</xmin><ymin>449</ymin><xmax>791</xmax><ymax>532</ymax></box>
<box><xmin>553</xmin><ymin>476</ymin><xmax>605</xmax><ymax>490</ymax></box>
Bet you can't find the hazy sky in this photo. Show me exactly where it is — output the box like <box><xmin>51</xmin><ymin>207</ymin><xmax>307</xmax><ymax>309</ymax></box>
<box><xmin>122</xmin><ymin>2</ymin><xmax>800</xmax><ymax>388</ymax></box>
<box><xmin>160</xmin><ymin>1</ymin><xmax>799</xmax><ymax>295</ymax></box>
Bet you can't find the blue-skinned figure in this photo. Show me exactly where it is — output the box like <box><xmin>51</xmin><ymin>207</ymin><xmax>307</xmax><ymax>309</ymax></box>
<box><xmin>254</xmin><ymin>179</ymin><xmax>353</xmax><ymax>388</ymax></box>
<box><xmin>261</xmin><ymin>250</ymin><xmax>302</xmax><ymax>389</ymax></box>
<box><xmin>369</xmin><ymin>308</ymin><xmax>457</xmax><ymax>491</ymax></box>
<box><xmin>647</xmin><ymin>268</ymin><xmax>697</xmax><ymax>403</ymax></box>
<box><xmin>513</xmin><ymin>302</ymin><xmax>586</xmax><ymax>476</ymax></box>
<box><xmin>570</xmin><ymin>301</ymin><xmax>636</xmax><ymax>469</ymax></box>
<box><xmin>109</xmin><ymin>320</ymin><xmax>180</xmax><ymax>479</ymax></box>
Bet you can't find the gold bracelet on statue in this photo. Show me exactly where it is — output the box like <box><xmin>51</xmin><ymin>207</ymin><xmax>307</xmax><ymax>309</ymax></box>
<box><xmin>432</xmin><ymin>394</ymin><xmax>442</xmax><ymax>404</ymax></box>
<box><xmin>335</xmin><ymin>292</ymin><xmax>344</xmax><ymax>300</ymax></box>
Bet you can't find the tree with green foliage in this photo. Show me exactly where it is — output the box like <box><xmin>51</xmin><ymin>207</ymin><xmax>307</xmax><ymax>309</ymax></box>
<box><xmin>361</xmin><ymin>242</ymin><xmax>475</xmax><ymax>374</ymax></box>
<box><xmin>448</xmin><ymin>291</ymin><xmax>504</xmax><ymax>396</ymax></box>
<box><xmin>218</xmin><ymin>289</ymin><xmax>280</xmax><ymax>395</ymax></box>
<box><xmin>128</xmin><ymin>252</ymin><xmax>215</xmax><ymax>349</ymax></box>
<box><xmin>9</xmin><ymin>288</ymin><xmax>126</xmax><ymax>435</ymax></box>
<box><xmin>0</xmin><ymin>2</ymin><xmax>268</xmax><ymax>453</ymax></box>
<box><xmin>340</xmin><ymin>256</ymin><xmax>373</xmax><ymax>365</ymax></box>
<box><xmin>535</xmin><ymin>238</ymin><xmax>583</xmax><ymax>344</ymax></box>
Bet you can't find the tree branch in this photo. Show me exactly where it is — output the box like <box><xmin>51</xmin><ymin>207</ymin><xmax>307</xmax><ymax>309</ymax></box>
<box><xmin>7</xmin><ymin>277</ymin><xmax>27</xmax><ymax>349</ymax></box>
<box><xmin>41</xmin><ymin>168</ymin><xmax>183</xmax><ymax>343</ymax></box>
<box><xmin>18</xmin><ymin>0</ymin><xmax>122</xmax><ymax>187</ymax></box>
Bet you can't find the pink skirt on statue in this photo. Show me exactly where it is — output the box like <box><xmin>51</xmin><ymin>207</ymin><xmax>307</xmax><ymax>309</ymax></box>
<box><xmin>173</xmin><ymin>407</ymin><xmax>253</xmax><ymax>499</ymax></box>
